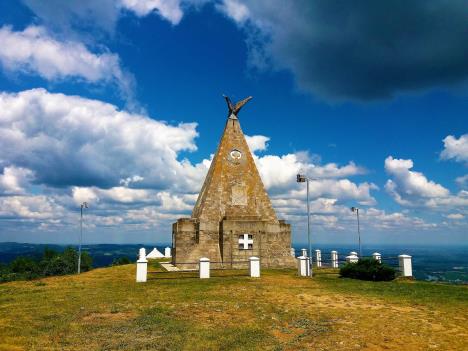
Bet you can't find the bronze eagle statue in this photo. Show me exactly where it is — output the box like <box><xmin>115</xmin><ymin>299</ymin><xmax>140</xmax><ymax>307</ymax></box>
<box><xmin>223</xmin><ymin>95</ymin><xmax>252</xmax><ymax>119</ymax></box>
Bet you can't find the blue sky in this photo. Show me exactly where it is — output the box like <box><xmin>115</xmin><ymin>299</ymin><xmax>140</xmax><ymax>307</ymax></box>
<box><xmin>0</xmin><ymin>0</ymin><xmax>467</xmax><ymax>246</ymax></box>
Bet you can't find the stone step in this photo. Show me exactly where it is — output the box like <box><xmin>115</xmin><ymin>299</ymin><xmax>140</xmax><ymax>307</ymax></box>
<box><xmin>160</xmin><ymin>262</ymin><xmax>180</xmax><ymax>272</ymax></box>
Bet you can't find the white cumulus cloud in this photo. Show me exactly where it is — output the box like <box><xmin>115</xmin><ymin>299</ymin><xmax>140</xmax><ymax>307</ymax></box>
<box><xmin>456</xmin><ymin>174</ymin><xmax>468</xmax><ymax>188</ymax></box>
<box><xmin>245</xmin><ymin>134</ymin><xmax>269</xmax><ymax>152</ymax></box>
<box><xmin>446</xmin><ymin>213</ymin><xmax>464</xmax><ymax>220</ymax></box>
<box><xmin>441</xmin><ymin>134</ymin><xmax>468</xmax><ymax>165</ymax></box>
<box><xmin>0</xmin><ymin>88</ymin><xmax>459</xmax><ymax>237</ymax></box>
<box><xmin>364</xmin><ymin>208</ymin><xmax>437</xmax><ymax>230</ymax></box>
<box><xmin>217</xmin><ymin>0</ymin><xmax>250</xmax><ymax>23</ymax></box>
<box><xmin>0</xmin><ymin>166</ymin><xmax>34</xmax><ymax>195</ymax></box>
<box><xmin>385</xmin><ymin>156</ymin><xmax>468</xmax><ymax>209</ymax></box>
<box><xmin>121</xmin><ymin>0</ymin><xmax>184</xmax><ymax>24</ymax></box>
<box><xmin>0</xmin><ymin>195</ymin><xmax>64</xmax><ymax>220</ymax></box>
<box><xmin>22</xmin><ymin>0</ymin><xmax>209</xmax><ymax>31</ymax></box>
<box><xmin>254</xmin><ymin>152</ymin><xmax>367</xmax><ymax>190</ymax></box>
<box><xmin>0</xmin><ymin>88</ymin><xmax>206</xmax><ymax>192</ymax></box>
<box><xmin>0</xmin><ymin>25</ymin><xmax>134</xmax><ymax>101</ymax></box>
<box><xmin>385</xmin><ymin>156</ymin><xmax>449</xmax><ymax>202</ymax></box>
<box><xmin>72</xmin><ymin>186</ymin><xmax>150</xmax><ymax>204</ymax></box>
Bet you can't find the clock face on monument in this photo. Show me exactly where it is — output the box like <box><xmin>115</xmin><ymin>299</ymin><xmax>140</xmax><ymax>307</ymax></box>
<box><xmin>227</xmin><ymin>148</ymin><xmax>243</xmax><ymax>164</ymax></box>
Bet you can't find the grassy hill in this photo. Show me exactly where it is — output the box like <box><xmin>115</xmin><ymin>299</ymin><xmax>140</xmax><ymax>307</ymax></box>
<box><xmin>0</xmin><ymin>263</ymin><xmax>466</xmax><ymax>350</ymax></box>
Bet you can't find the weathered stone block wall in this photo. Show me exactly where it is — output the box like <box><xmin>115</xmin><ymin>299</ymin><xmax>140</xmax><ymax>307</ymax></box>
<box><xmin>259</xmin><ymin>221</ymin><xmax>295</xmax><ymax>268</ymax></box>
<box><xmin>173</xmin><ymin>217</ymin><xmax>295</xmax><ymax>269</ymax></box>
<box><xmin>173</xmin><ymin>218</ymin><xmax>222</xmax><ymax>269</ymax></box>
<box><xmin>220</xmin><ymin>219</ymin><xmax>264</xmax><ymax>269</ymax></box>
<box><xmin>220</xmin><ymin>218</ymin><xmax>295</xmax><ymax>269</ymax></box>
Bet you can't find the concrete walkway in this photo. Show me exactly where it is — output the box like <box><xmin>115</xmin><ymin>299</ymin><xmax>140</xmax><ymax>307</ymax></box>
<box><xmin>160</xmin><ymin>262</ymin><xmax>180</xmax><ymax>272</ymax></box>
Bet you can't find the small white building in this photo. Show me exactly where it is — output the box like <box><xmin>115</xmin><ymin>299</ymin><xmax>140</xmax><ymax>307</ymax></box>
<box><xmin>146</xmin><ymin>248</ymin><xmax>165</xmax><ymax>259</ymax></box>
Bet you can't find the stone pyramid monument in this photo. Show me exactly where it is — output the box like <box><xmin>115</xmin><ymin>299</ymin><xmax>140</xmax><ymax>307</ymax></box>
<box><xmin>172</xmin><ymin>96</ymin><xmax>295</xmax><ymax>268</ymax></box>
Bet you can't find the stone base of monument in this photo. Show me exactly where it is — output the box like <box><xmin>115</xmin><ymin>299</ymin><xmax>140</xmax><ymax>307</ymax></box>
<box><xmin>172</xmin><ymin>217</ymin><xmax>296</xmax><ymax>270</ymax></box>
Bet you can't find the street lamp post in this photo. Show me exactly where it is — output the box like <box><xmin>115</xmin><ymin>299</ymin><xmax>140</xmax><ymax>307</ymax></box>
<box><xmin>351</xmin><ymin>207</ymin><xmax>362</xmax><ymax>257</ymax></box>
<box><xmin>78</xmin><ymin>202</ymin><xmax>88</xmax><ymax>274</ymax></box>
<box><xmin>297</xmin><ymin>174</ymin><xmax>312</xmax><ymax>277</ymax></box>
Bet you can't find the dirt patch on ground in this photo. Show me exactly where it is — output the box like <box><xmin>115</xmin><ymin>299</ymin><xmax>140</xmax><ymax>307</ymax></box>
<box><xmin>81</xmin><ymin>311</ymin><xmax>136</xmax><ymax>324</ymax></box>
<box><xmin>171</xmin><ymin>300</ymin><xmax>259</xmax><ymax>328</ymax></box>
<box><xmin>294</xmin><ymin>292</ymin><xmax>421</xmax><ymax>313</ymax></box>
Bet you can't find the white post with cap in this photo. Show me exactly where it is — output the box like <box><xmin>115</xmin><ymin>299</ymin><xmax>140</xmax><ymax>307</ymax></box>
<box><xmin>297</xmin><ymin>256</ymin><xmax>310</xmax><ymax>276</ymax></box>
<box><xmin>399</xmin><ymin>254</ymin><xmax>412</xmax><ymax>277</ymax></box>
<box><xmin>372</xmin><ymin>252</ymin><xmax>382</xmax><ymax>263</ymax></box>
<box><xmin>249</xmin><ymin>256</ymin><xmax>260</xmax><ymax>278</ymax></box>
<box><xmin>136</xmin><ymin>248</ymin><xmax>148</xmax><ymax>283</ymax></box>
<box><xmin>346</xmin><ymin>253</ymin><xmax>359</xmax><ymax>263</ymax></box>
<box><xmin>301</xmin><ymin>248</ymin><xmax>308</xmax><ymax>257</ymax></box>
<box><xmin>199</xmin><ymin>257</ymin><xmax>210</xmax><ymax>279</ymax></box>
<box><xmin>331</xmin><ymin>250</ymin><xmax>338</xmax><ymax>268</ymax></box>
<box><xmin>315</xmin><ymin>249</ymin><xmax>322</xmax><ymax>268</ymax></box>
<box><xmin>164</xmin><ymin>247</ymin><xmax>172</xmax><ymax>258</ymax></box>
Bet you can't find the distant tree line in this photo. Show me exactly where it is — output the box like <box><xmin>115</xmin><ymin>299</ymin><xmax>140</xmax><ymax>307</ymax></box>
<box><xmin>0</xmin><ymin>246</ymin><xmax>134</xmax><ymax>283</ymax></box>
<box><xmin>0</xmin><ymin>247</ymin><xmax>92</xmax><ymax>283</ymax></box>
<box><xmin>111</xmin><ymin>256</ymin><xmax>131</xmax><ymax>266</ymax></box>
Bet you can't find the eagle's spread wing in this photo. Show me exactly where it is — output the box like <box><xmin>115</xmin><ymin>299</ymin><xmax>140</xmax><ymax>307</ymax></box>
<box><xmin>233</xmin><ymin>96</ymin><xmax>252</xmax><ymax>115</ymax></box>
<box><xmin>223</xmin><ymin>95</ymin><xmax>252</xmax><ymax>118</ymax></box>
<box><xmin>223</xmin><ymin>95</ymin><xmax>234</xmax><ymax>115</ymax></box>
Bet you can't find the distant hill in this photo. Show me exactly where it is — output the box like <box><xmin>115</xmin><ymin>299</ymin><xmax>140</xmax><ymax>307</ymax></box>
<box><xmin>1</xmin><ymin>242</ymin><xmax>467</xmax><ymax>283</ymax></box>
<box><xmin>0</xmin><ymin>242</ymin><xmax>170</xmax><ymax>267</ymax></box>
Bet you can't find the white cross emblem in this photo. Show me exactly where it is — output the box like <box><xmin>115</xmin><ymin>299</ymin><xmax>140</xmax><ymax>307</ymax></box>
<box><xmin>238</xmin><ymin>234</ymin><xmax>253</xmax><ymax>250</ymax></box>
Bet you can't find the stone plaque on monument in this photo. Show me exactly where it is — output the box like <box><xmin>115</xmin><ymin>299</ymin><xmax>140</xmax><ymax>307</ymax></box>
<box><xmin>231</xmin><ymin>183</ymin><xmax>247</xmax><ymax>206</ymax></box>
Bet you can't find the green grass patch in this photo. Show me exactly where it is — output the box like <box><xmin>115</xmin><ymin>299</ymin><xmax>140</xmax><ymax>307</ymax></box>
<box><xmin>315</xmin><ymin>270</ymin><xmax>468</xmax><ymax>308</ymax></box>
<box><xmin>0</xmin><ymin>264</ymin><xmax>466</xmax><ymax>350</ymax></box>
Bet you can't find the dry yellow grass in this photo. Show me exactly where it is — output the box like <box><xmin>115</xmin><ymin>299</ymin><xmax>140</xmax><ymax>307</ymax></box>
<box><xmin>0</xmin><ymin>264</ymin><xmax>466</xmax><ymax>350</ymax></box>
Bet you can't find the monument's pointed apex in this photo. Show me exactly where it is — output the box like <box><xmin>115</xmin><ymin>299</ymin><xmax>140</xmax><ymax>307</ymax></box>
<box><xmin>223</xmin><ymin>95</ymin><xmax>252</xmax><ymax>119</ymax></box>
<box><xmin>192</xmin><ymin>104</ymin><xmax>277</xmax><ymax>221</ymax></box>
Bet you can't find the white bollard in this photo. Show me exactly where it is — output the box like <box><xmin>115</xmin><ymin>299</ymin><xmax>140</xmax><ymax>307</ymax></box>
<box><xmin>301</xmin><ymin>248</ymin><xmax>308</xmax><ymax>257</ymax></box>
<box><xmin>139</xmin><ymin>247</ymin><xmax>146</xmax><ymax>260</ymax></box>
<box><xmin>315</xmin><ymin>249</ymin><xmax>322</xmax><ymax>268</ymax></box>
<box><xmin>346</xmin><ymin>253</ymin><xmax>359</xmax><ymax>263</ymax></box>
<box><xmin>331</xmin><ymin>250</ymin><xmax>338</xmax><ymax>268</ymax></box>
<box><xmin>164</xmin><ymin>247</ymin><xmax>172</xmax><ymax>258</ymax></box>
<box><xmin>372</xmin><ymin>252</ymin><xmax>382</xmax><ymax>263</ymax></box>
<box><xmin>349</xmin><ymin>251</ymin><xmax>358</xmax><ymax>257</ymax></box>
<box><xmin>249</xmin><ymin>257</ymin><xmax>260</xmax><ymax>278</ymax></box>
<box><xmin>290</xmin><ymin>247</ymin><xmax>296</xmax><ymax>257</ymax></box>
<box><xmin>199</xmin><ymin>257</ymin><xmax>210</xmax><ymax>279</ymax></box>
<box><xmin>297</xmin><ymin>256</ymin><xmax>310</xmax><ymax>277</ymax></box>
<box><xmin>136</xmin><ymin>247</ymin><xmax>147</xmax><ymax>283</ymax></box>
<box><xmin>399</xmin><ymin>254</ymin><xmax>413</xmax><ymax>277</ymax></box>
